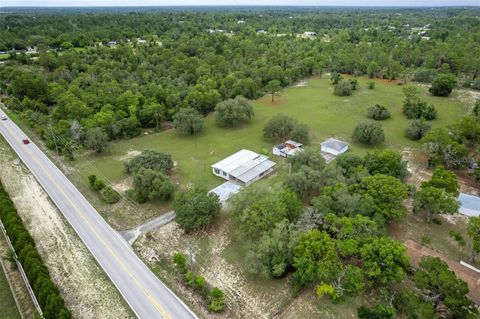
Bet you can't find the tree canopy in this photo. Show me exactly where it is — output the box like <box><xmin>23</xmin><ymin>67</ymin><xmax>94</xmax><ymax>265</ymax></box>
<box><xmin>215</xmin><ymin>96</ymin><xmax>254</xmax><ymax>127</ymax></box>
<box><xmin>173</xmin><ymin>187</ymin><xmax>221</xmax><ymax>232</ymax></box>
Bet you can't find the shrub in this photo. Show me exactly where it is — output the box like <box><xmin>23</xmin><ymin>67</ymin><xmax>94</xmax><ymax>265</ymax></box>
<box><xmin>414</xmin><ymin>68</ymin><xmax>437</xmax><ymax>83</ymax></box>
<box><xmin>448</xmin><ymin>230</ymin><xmax>466</xmax><ymax>248</ymax></box>
<box><xmin>215</xmin><ymin>95</ymin><xmax>254</xmax><ymax>127</ymax></box>
<box><xmin>403</xmin><ymin>100</ymin><xmax>437</xmax><ymax>120</ymax></box>
<box><xmin>173</xmin><ymin>187</ymin><xmax>221</xmax><ymax>232</ymax></box>
<box><xmin>472</xmin><ymin>168</ymin><xmax>480</xmax><ymax>183</ymax></box>
<box><xmin>334</xmin><ymin>79</ymin><xmax>353</xmax><ymax>96</ymax></box>
<box><xmin>352</xmin><ymin>121</ymin><xmax>385</xmax><ymax>146</ymax></box>
<box><xmin>473</xmin><ymin>99</ymin><xmax>480</xmax><ymax>117</ymax></box>
<box><xmin>429</xmin><ymin>74</ymin><xmax>457</xmax><ymax>97</ymax></box>
<box><xmin>172</xmin><ymin>107</ymin><xmax>204</xmax><ymax>135</ymax></box>
<box><xmin>125</xmin><ymin>149</ymin><xmax>174</xmax><ymax>174</ymax></box>
<box><xmin>263</xmin><ymin>114</ymin><xmax>310</xmax><ymax>144</ymax></box>
<box><xmin>405</xmin><ymin>119</ymin><xmax>431</xmax><ymax>140</ymax></box>
<box><xmin>367</xmin><ymin>104</ymin><xmax>391</xmax><ymax>120</ymax></box>
<box><xmin>93</xmin><ymin>178</ymin><xmax>105</xmax><ymax>191</ymax></box>
<box><xmin>173</xmin><ymin>253</ymin><xmax>188</xmax><ymax>274</ymax></box>
<box><xmin>367</xmin><ymin>81</ymin><xmax>376</xmax><ymax>89</ymax></box>
<box><xmin>421</xmin><ymin>236</ymin><xmax>432</xmax><ymax>245</ymax></box>
<box><xmin>208</xmin><ymin>288</ymin><xmax>225</xmax><ymax>312</ymax></box>
<box><xmin>132</xmin><ymin>168</ymin><xmax>174</xmax><ymax>203</ymax></box>
<box><xmin>358</xmin><ymin>304</ymin><xmax>396</xmax><ymax>319</ymax></box>
<box><xmin>100</xmin><ymin>186</ymin><xmax>120</xmax><ymax>204</ymax></box>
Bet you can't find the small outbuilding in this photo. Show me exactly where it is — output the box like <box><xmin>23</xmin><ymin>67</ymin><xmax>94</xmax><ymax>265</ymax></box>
<box><xmin>272</xmin><ymin>140</ymin><xmax>303</xmax><ymax>158</ymax></box>
<box><xmin>320</xmin><ymin>138</ymin><xmax>349</xmax><ymax>156</ymax></box>
<box><xmin>211</xmin><ymin>149</ymin><xmax>276</xmax><ymax>186</ymax></box>
<box><xmin>458</xmin><ymin>193</ymin><xmax>480</xmax><ymax>217</ymax></box>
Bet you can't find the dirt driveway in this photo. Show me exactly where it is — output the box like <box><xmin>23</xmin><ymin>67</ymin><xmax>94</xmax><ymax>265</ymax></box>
<box><xmin>405</xmin><ymin>239</ymin><xmax>480</xmax><ymax>305</ymax></box>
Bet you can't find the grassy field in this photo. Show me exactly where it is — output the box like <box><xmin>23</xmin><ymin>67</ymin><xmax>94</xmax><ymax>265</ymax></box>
<box><xmin>0</xmin><ymin>54</ymin><xmax>9</xmax><ymax>61</ymax></box>
<box><xmin>0</xmin><ymin>266</ymin><xmax>20</xmax><ymax>319</ymax></box>
<box><xmin>76</xmin><ymin>76</ymin><xmax>469</xmax><ymax>191</ymax></box>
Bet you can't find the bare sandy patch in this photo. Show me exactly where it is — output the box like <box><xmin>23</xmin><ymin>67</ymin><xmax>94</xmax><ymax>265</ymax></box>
<box><xmin>118</xmin><ymin>149</ymin><xmax>141</xmax><ymax>161</ymax></box>
<box><xmin>453</xmin><ymin>88</ymin><xmax>480</xmax><ymax>108</ymax></box>
<box><xmin>135</xmin><ymin>216</ymin><xmax>295</xmax><ymax>319</ymax></box>
<box><xmin>111</xmin><ymin>176</ymin><xmax>133</xmax><ymax>193</ymax></box>
<box><xmin>294</xmin><ymin>80</ymin><xmax>307</xmax><ymax>87</ymax></box>
<box><xmin>0</xmin><ymin>140</ymin><xmax>133</xmax><ymax>319</ymax></box>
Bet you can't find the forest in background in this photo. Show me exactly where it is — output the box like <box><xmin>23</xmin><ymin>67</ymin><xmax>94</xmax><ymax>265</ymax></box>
<box><xmin>0</xmin><ymin>7</ymin><xmax>479</xmax><ymax>154</ymax></box>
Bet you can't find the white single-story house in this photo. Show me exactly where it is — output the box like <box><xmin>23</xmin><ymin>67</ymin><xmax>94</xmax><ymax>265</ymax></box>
<box><xmin>211</xmin><ymin>149</ymin><xmax>276</xmax><ymax>186</ymax></box>
<box><xmin>458</xmin><ymin>193</ymin><xmax>480</xmax><ymax>217</ymax></box>
<box><xmin>273</xmin><ymin>140</ymin><xmax>303</xmax><ymax>158</ymax></box>
<box><xmin>304</xmin><ymin>31</ymin><xmax>317</xmax><ymax>36</ymax></box>
<box><xmin>320</xmin><ymin>138</ymin><xmax>349</xmax><ymax>156</ymax></box>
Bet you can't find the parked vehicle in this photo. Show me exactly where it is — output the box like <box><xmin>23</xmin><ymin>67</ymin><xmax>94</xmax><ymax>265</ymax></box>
<box><xmin>0</xmin><ymin>114</ymin><xmax>7</xmax><ymax>120</ymax></box>
<box><xmin>22</xmin><ymin>138</ymin><xmax>29</xmax><ymax>144</ymax></box>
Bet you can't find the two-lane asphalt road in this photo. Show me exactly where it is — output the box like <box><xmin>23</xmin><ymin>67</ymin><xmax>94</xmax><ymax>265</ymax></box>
<box><xmin>0</xmin><ymin>115</ymin><xmax>197</xmax><ymax>319</ymax></box>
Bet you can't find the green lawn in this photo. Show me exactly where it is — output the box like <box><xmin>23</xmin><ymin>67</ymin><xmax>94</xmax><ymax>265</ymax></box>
<box><xmin>76</xmin><ymin>77</ymin><xmax>468</xmax><ymax>191</ymax></box>
<box><xmin>0</xmin><ymin>266</ymin><xmax>20</xmax><ymax>319</ymax></box>
<box><xmin>0</xmin><ymin>54</ymin><xmax>9</xmax><ymax>61</ymax></box>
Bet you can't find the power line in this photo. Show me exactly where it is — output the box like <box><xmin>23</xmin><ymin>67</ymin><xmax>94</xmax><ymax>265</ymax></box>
<box><xmin>1</xmin><ymin>98</ymin><xmax>271</xmax><ymax>317</ymax></box>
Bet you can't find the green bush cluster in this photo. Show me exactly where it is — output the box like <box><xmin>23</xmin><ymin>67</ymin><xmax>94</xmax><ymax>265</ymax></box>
<box><xmin>173</xmin><ymin>253</ymin><xmax>225</xmax><ymax>313</ymax></box>
<box><xmin>0</xmin><ymin>182</ymin><xmax>72</xmax><ymax>319</ymax></box>
<box><xmin>367</xmin><ymin>104</ymin><xmax>391</xmax><ymax>120</ymax></box>
<box><xmin>88</xmin><ymin>175</ymin><xmax>120</xmax><ymax>204</ymax></box>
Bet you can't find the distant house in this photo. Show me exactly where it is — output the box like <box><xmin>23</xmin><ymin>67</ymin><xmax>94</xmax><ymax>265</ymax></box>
<box><xmin>207</xmin><ymin>29</ymin><xmax>226</xmax><ymax>34</ymax></box>
<box><xmin>257</xmin><ymin>29</ymin><xmax>267</xmax><ymax>34</ymax></box>
<box><xmin>273</xmin><ymin>140</ymin><xmax>303</xmax><ymax>158</ymax></box>
<box><xmin>137</xmin><ymin>38</ymin><xmax>147</xmax><ymax>44</ymax></box>
<box><xmin>237</xmin><ymin>20</ymin><xmax>245</xmax><ymax>24</ymax></box>
<box><xmin>320</xmin><ymin>138</ymin><xmax>349</xmax><ymax>156</ymax></box>
<box><xmin>303</xmin><ymin>31</ymin><xmax>317</xmax><ymax>36</ymax></box>
<box><xmin>211</xmin><ymin>149</ymin><xmax>276</xmax><ymax>186</ymax></box>
<box><xmin>458</xmin><ymin>193</ymin><xmax>480</xmax><ymax>217</ymax></box>
<box><xmin>107</xmin><ymin>41</ymin><xmax>117</xmax><ymax>47</ymax></box>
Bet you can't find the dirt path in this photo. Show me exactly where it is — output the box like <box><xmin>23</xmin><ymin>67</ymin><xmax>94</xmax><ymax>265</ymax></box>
<box><xmin>405</xmin><ymin>239</ymin><xmax>480</xmax><ymax>305</ymax></box>
<box><xmin>0</xmin><ymin>138</ymin><xmax>133</xmax><ymax>319</ymax></box>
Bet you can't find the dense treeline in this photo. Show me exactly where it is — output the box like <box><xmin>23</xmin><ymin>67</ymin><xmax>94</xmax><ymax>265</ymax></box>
<box><xmin>0</xmin><ymin>182</ymin><xmax>71</xmax><ymax>319</ymax></box>
<box><xmin>230</xmin><ymin>149</ymin><xmax>478</xmax><ymax>317</ymax></box>
<box><xmin>0</xmin><ymin>7</ymin><xmax>479</xmax><ymax>154</ymax></box>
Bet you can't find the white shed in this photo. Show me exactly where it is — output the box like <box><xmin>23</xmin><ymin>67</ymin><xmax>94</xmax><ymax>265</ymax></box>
<box><xmin>320</xmin><ymin>138</ymin><xmax>349</xmax><ymax>156</ymax></box>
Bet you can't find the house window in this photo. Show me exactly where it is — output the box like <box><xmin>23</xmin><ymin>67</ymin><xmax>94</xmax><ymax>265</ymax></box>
<box><xmin>223</xmin><ymin>171</ymin><xmax>227</xmax><ymax>176</ymax></box>
<box><xmin>214</xmin><ymin>168</ymin><xmax>220</xmax><ymax>174</ymax></box>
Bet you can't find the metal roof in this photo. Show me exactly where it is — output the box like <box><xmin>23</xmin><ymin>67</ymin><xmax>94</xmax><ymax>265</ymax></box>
<box><xmin>459</xmin><ymin>193</ymin><xmax>480</xmax><ymax>217</ymax></box>
<box><xmin>320</xmin><ymin>138</ymin><xmax>349</xmax><ymax>151</ymax></box>
<box><xmin>234</xmin><ymin>159</ymin><xmax>276</xmax><ymax>184</ymax></box>
<box><xmin>211</xmin><ymin>149</ymin><xmax>262</xmax><ymax>174</ymax></box>
<box><xmin>211</xmin><ymin>149</ymin><xmax>276</xmax><ymax>184</ymax></box>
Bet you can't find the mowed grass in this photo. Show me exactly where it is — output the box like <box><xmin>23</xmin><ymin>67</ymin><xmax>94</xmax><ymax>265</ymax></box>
<box><xmin>0</xmin><ymin>266</ymin><xmax>20</xmax><ymax>319</ymax></box>
<box><xmin>76</xmin><ymin>77</ymin><xmax>468</xmax><ymax>190</ymax></box>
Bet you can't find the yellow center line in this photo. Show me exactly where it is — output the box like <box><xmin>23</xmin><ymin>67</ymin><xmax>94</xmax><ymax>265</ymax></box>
<box><xmin>2</xmin><ymin>123</ymin><xmax>172</xmax><ymax>319</ymax></box>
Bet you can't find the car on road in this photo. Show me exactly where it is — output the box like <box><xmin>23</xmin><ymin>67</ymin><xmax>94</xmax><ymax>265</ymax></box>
<box><xmin>22</xmin><ymin>138</ymin><xmax>30</xmax><ymax>144</ymax></box>
<box><xmin>0</xmin><ymin>114</ymin><xmax>7</xmax><ymax>120</ymax></box>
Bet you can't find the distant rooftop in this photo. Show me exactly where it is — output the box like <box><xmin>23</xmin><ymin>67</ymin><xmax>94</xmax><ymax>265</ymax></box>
<box><xmin>320</xmin><ymin>138</ymin><xmax>349</xmax><ymax>152</ymax></box>
<box><xmin>459</xmin><ymin>193</ymin><xmax>480</xmax><ymax>217</ymax></box>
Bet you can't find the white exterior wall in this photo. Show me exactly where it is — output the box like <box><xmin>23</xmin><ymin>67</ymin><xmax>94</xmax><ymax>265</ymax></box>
<box><xmin>212</xmin><ymin>167</ymin><xmax>230</xmax><ymax>181</ymax></box>
<box><xmin>321</xmin><ymin>145</ymin><xmax>348</xmax><ymax>156</ymax></box>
